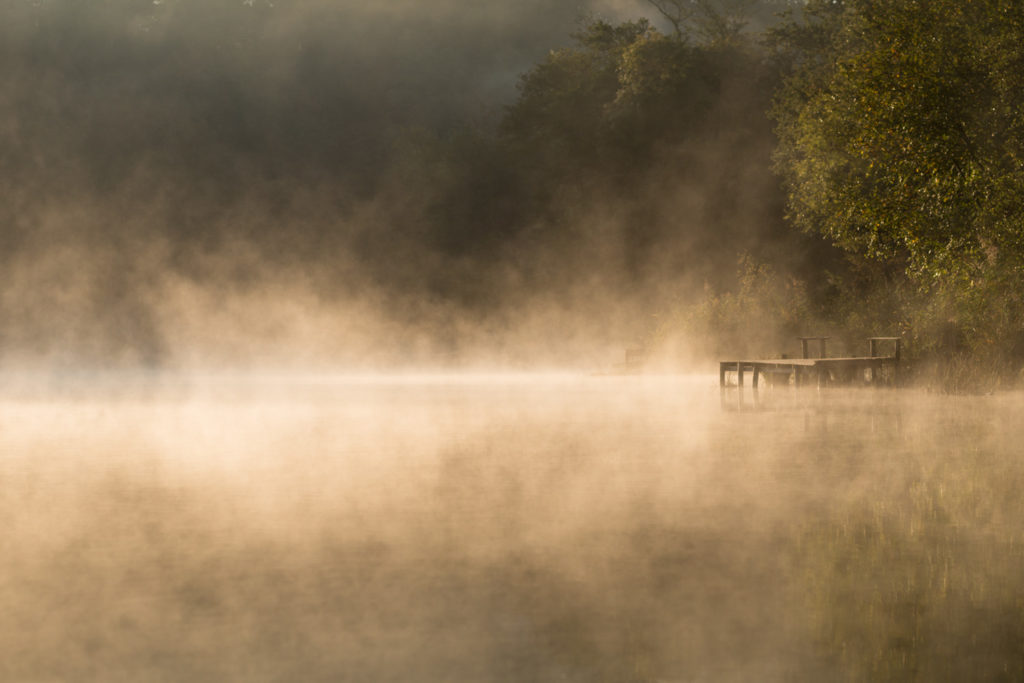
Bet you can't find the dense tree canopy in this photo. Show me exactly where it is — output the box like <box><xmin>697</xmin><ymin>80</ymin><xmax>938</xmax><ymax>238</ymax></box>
<box><xmin>644</xmin><ymin>0</ymin><xmax>761</xmax><ymax>43</ymax></box>
<box><xmin>772</xmin><ymin>0</ymin><xmax>1024</xmax><ymax>283</ymax></box>
<box><xmin>8</xmin><ymin>0</ymin><xmax>1024</xmax><ymax>372</ymax></box>
<box><xmin>494</xmin><ymin>16</ymin><xmax>796</xmax><ymax>287</ymax></box>
<box><xmin>767</xmin><ymin>0</ymin><xmax>1024</xmax><ymax>368</ymax></box>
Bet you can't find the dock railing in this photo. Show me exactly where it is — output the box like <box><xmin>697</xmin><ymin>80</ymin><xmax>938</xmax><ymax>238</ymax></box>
<box><xmin>720</xmin><ymin>336</ymin><xmax>902</xmax><ymax>389</ymax></box>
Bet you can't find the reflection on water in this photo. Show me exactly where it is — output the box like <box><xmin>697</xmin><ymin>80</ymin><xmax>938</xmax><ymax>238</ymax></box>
<box><xmin>721</xmin><ymin>385</ymin><xmax>905</xmax><ymax>437</ymax></box>
<box><xmin>2</xmin><ymin>374</ymin><xmax>1022</xmax><ymax>681</ymax></box>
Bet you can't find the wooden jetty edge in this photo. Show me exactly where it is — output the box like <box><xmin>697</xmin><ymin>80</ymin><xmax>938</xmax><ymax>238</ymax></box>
<box><xmin>720</xmin><ymin>337</ymin><xmax>901</xmax><ymax>388</ymax></box>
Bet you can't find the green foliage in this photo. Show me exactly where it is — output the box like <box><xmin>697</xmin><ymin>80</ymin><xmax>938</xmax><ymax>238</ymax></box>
<box><xmin>610</xmin><ymin>31</ymin><xmax>714</xmax><ymax>148</ymax></box>
<box><xmin>497</xmin><ymin>16</ymin><xmax>796</xmax><ymax>290</ymax></box>
<box><xmin>503</xmin><ymin>20</ymin><xmax>651</xmax><ymax>145</ymax></box>
<box><xmin>770</xmin><ymin>0</ymin><xmax>1024</xmax><ymax>378</ymax></box>
<box><xmin>774</xmin><ymin>0</ymin><xmax>1024</xmax><ymax>275</ymax></box>
<box><xmin>502</xmin><ymin>19</ymin><xmax>691</xmax><ymax>175</ymax></box>
<box><xmin>349</xmin><ymin>13</ymin><xmax>812</xmax><ymax>333</ymax></box>
<box><xmin>652</xmin><ymin>255</ymin><xmax>813</xmax><ymax>360</ymax></box>
<box><xmin>502</xmin><ymin>16</ymin><xmax>779</xmax><ymax>174</ymax></box>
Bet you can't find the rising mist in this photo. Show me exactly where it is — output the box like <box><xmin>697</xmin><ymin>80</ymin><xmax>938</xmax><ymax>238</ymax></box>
<box><xmin>5</xmin><ymin>2</ymin><xmax>1024</xmax><ymax>681</ymax></box>
<box><xmin>0</xmin><ymin>0</ymin><xmax>818</xmax><ymax>371</ymax></box>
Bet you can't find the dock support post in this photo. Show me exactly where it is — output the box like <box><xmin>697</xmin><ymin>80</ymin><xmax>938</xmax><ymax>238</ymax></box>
<box><xmin>736</xmin><ymin>362</ymin><xmax>744</xmax><ymax>387</ymax></box>
<box><xmin>752</xmin><ymin>365</ymin><xmax>760</xmax><ymax>389</ymax></box>
<box><xmin>893</xmin><ymin>340</ymin><xmax>901</xmax><ymax>386</ymax></box>
<box><xmin>719</xmin><ymin>362</ymin><xmax>726</xmax><ymax>387</ymax></box>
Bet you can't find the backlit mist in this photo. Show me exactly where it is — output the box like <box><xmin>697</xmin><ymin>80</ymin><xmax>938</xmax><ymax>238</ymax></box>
<box><xmin>4</xmin><ymin>0</ymin><xmax>1024</xmax><ymax>680</ymax></box>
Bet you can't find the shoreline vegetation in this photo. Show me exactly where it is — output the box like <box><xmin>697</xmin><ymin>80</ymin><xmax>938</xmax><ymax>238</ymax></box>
<box><xmin>639</xmin><ymin>253</ymin><xmax>1024</xmax><ymax>394</ymax></box>
<box><xmin>513</xmin><ymin>0</ymin><xmax>1024</xmax><ymax>393</ymax></box>
<box><xmin>578</xmin><ymin>1</ymin><xmax>1024</xmax><ymax>394</ymax></box>
<box><xmin>3</xmin><ymin>1</ymin><xmax>1022</xmax><ymax>389</ymax></box>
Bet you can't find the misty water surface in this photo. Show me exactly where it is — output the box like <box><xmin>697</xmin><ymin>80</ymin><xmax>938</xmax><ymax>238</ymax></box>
<box><xmin>2</xmin><ymin>375</ymin><xmax>1023</xmax><ymax>681</ymax></box>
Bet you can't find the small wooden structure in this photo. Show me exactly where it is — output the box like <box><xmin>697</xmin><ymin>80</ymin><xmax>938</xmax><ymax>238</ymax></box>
<box><xmin>720</xmin><ymin>336</ymin><xmax>901</xmax><ymax>389</ymax></box>
<box><xmin>798</xmin><ymin>336</ymin><xmax>829</xmax><ymax>360</ymax></box>
<box><xmin>624</xmin><ymin>346</ymin><xmax>646</xmax><ymax>371</ymax></box>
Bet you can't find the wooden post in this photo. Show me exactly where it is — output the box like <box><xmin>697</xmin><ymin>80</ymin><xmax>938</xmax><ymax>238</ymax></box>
<box><xmin>752</xmin><ymin>365</ymin><xmax>760</xmax><ymax>389</ymax></box>
<box><xmin>866</xmin><ymin>337</ymin><xmax>902</xmax><ymax>385</ymax></box>
<box><xmin>736</xmin><ymin>362</ymin><xmax>744</xmax><ymax>387</ymax></box>
<box><xmin>799</xmin><ymin>336</ymin><xmax>830</xmax><ymax>359</ymax></box>
<box><xmin>720</xmin><ymin>362</ymin><xmax>727</xmax><ymax>387</ymax></box>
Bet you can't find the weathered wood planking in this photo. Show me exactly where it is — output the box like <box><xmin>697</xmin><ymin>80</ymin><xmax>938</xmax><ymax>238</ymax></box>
<box><xmin>720</xmin><ymin>338</ymin><xmax>901</xmax><ymax>388</ymax></box>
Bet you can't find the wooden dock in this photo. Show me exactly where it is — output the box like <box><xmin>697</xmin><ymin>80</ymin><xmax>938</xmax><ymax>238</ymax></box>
<box><xmin>720</xmin><ymin>337</ymin><xmax>901</xmax><ymax>389</ymax></box>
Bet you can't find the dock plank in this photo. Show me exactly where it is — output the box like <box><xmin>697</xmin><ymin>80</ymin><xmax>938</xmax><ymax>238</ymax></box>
<box><xmin>719</xmin><ymin>355</ymin><xmax>899</xmax><ymax>388</ymax></box>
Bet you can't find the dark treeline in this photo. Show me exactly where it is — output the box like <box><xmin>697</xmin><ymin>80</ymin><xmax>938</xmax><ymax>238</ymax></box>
<box><xmin>0</xmin><ymin>0</ymin><xmax>601</xmax><ymax>366</ymax></box>
<box><xmin>3</xmin><ymin>0</ymin><xmax>1024</xmax><ymax>380</ymax></box>
<box><xmin>771</xmin><ymin>0</ymin><xmax>1024</xmax><ymax>388</ymax></box>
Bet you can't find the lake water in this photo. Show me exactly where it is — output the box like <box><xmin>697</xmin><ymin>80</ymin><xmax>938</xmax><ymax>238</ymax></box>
<box><xmin>2</xmin><ymin>374</ymin><xmax>1022</xmax><ymax>681</ymax></box>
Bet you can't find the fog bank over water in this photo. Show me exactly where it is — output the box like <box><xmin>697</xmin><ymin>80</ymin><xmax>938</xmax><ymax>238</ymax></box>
<box><xmin>3</xmin><ymin>1</ymin><xmax>1021</xmax><ymax>679</ymax></box>
<box><xmin>0</xmin><ymin>0</ymin><xmax>799</xmax><ymax>370</ymax></box>
<box><xmin>3</xmin><ymin>376</ymin><xmax>1024</xmax><ymax>680</ymax></box>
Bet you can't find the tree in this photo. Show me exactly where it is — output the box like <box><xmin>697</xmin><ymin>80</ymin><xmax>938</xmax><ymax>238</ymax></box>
<box><xmin>773</xmin><ymin>0</ymin><xmax>1024</xmax><ymax>282</ymax></box>
<box><xmin>496</xmin><ymin>16</ymin><xmax>804</xmax><ymax>296</ymax></box>
<box><xmin>501</xmin><ymin>20</ymin><xmax>656</xmax><ymax>171</ymax></box>
<box><xmin>644</xmin><ymin>0</ymin><xmax>762</xmax><ymax>44</ymax></box>
<box><xmin>771</xmin><ymin>0</ymin><xmax>1024</xmax><ymax>357</ymax></box>
<box><xmin>501</xmin><ymin>17</ymin><xmax>773</xmax><ymax>179</ymax></box>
